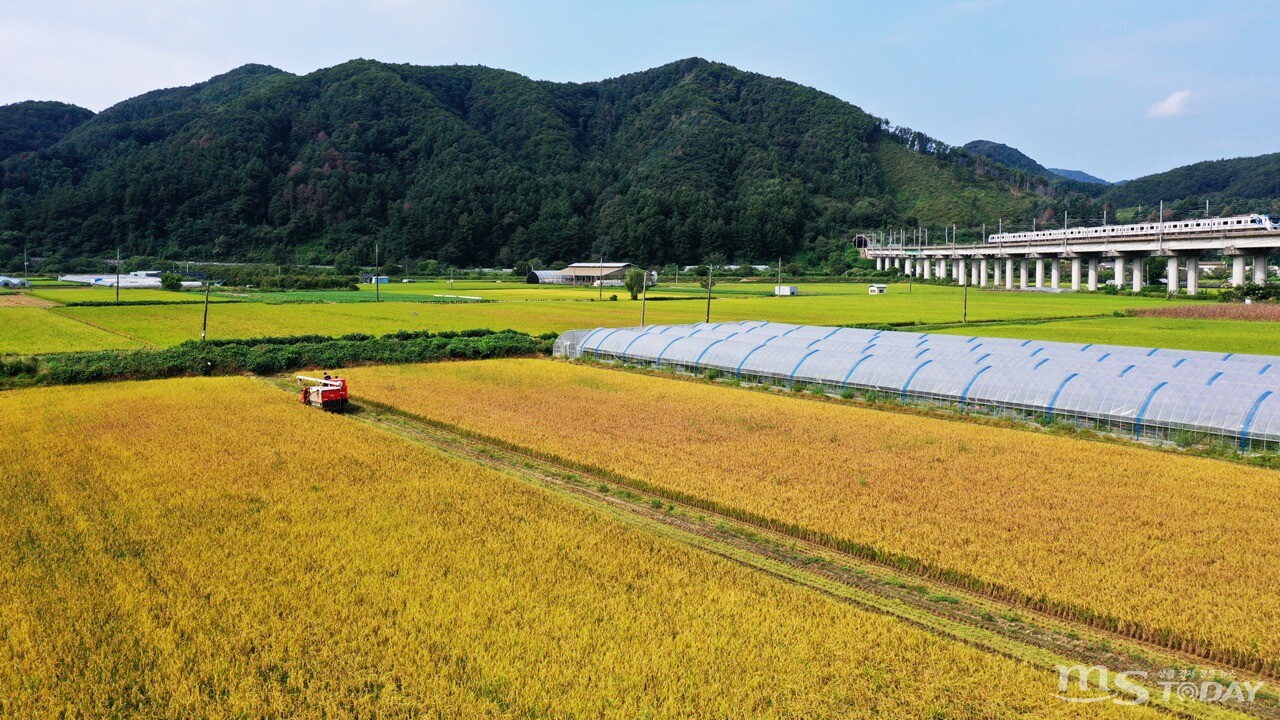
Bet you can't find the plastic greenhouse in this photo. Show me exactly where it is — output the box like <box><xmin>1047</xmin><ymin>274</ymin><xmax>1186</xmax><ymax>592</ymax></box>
<box><xmin>553</xmin><ymin>321</ymin><xmax>1280</xmax><ymax>450</ymax></box>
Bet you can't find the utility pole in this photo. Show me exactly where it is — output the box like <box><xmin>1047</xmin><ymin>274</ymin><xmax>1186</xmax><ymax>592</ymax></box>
<box><xmin>704</xmin><ymin>261</ymin><xmax>713</xmax><ymax>323</ymax></box>
<box><xmin>115</xmin><ymin>247</ymin><xmax>121</xmax><ymax>303</ymax></box>
<box><xmin>1205</xmin><ymin>198</ymin><xmax>1210</xmax><ymax>218</ymax></box>
<box><xmin>598</xmin><ymin>253</ymin><xmax>604</xmax><ymax>300</ymax></box>
<box><xmin>374</xmin><ymin>241</ymin><xmax>380</xmax><ymax>302</ymax></box>
<box><xmin>201</xmin><ymin>281</ymin><xmax>211</xmax><ymax>341</ymax></box>
<box><xmin>640</xmin><ymin>269</ymin><xmax>649</xmax><ymax>326</ymax></box>
<box><xmin>962</xmin><ymin>281</ymin><xmax>969</xmax><ymax>324</ymax></box>
<box><xmin>777</xmin><ymin>257</ymin><xmax>782</xmax><ymax>288</ymax></box>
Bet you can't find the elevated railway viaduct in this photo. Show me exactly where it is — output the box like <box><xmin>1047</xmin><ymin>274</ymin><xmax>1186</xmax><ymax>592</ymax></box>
<box><xmin>864</xmin><ymin>227</ymin><xmax>1279</xmax><ymax>294</ymax></box>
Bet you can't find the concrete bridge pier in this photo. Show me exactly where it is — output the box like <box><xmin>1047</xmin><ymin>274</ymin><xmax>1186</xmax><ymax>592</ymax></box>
<box><xmin>1070</xmin><ymin>258</ymin><xmax>1081</xmax><ymax>292</ymax></box>
<box><xmin>1050</xmin><ymin>258</ymin><xmax>1061</xmax><ymax>290</ymax></box>
<box><xmin>1019</xmin><ymin>259</ymin><xmax>1029</xmax><ymax>290</ymax></box>
<box><xmin>1186</xmin><ymin>257</ymin><xmax>1200</xmax><ymax>295</ymax></box>
<box><xmin>992</xmin><ymin>259</ymin><xmax>1002</xmax><ymax>287</ymax></box>
<box><xmin>1004</xmin><ymin>258</ymin><xmax>1014</xmax><ymax>290</ymax></box>
<box><xmin>923</xmin><ymin>257</ymin><xmax>933</xmax><ymax>279</ymax></box>
<box><xmin>1087</xmin><ymin>258</ymin><xmax>1099</xmax><ymax>291</ymax></box>
<box><xmin>970</xmin><ymin>259</ymin><xmax>980</xmax><ymax>286</ymax></box>
<box><xmin>1166</xmin><ymin>257</ymin><xmax>1179</xmax><ymax>295</ymax></box>
<box><xmin>1132</xmin><ymin>259</ymin><xmax>1143</xmax><ymax>292</ymax></box>
<box><xmin>1113</xmin><ymin>258</ymin><xmax>1125</xmax><ymax>289</ymax></box>
<box><xmin>957</xmin><ymin>259</ymin><xmax>967</xmax><ymax>286</ymax></box>
<box><xmin>1034</xmin><ymin>259</ymin><xmax>1045</xmax><ymax>289</ymax></box>
<box><xmin>1231</xmin><ymin>256</ymin><xmax>1247</xmax><ymax>286</ymax></box>
<box><xmin>1254</xmin><ymin>255</ymin><xmax>1270</xmax><ymax>284</ymax></box>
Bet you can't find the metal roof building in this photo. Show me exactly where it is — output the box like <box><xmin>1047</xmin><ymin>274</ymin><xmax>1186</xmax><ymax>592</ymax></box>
<box><xmin>554</xmin><ymin>320</ymin><xmax>1280</xmax><ymax>450</ymax></box>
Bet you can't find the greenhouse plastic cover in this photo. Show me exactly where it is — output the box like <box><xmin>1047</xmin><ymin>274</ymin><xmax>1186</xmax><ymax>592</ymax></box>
<box><xmin>554</xmin><ymin>321</ymin><xmax>1280</xmax><ymax>446</ymax></box>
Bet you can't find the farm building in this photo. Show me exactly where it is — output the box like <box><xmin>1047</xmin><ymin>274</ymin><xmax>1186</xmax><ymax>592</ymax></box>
<box><xmin>0</xmin><ymin>276</ymin><xmax>30</xmax><ymax>288</ymax></box>
<box><xmin>556</xmin><ymin>262</ymin><xmax>637</xmax><ymax>286</ymax></box>
<box><xmin>555</xmin><ymin>320</ymin><xmax>1280</xmax><ymax>450</ymax></box>
<box><xmin>526</xmin><ymin>270</ymin><xmax>571</xmax><ymax>285</ymax></box>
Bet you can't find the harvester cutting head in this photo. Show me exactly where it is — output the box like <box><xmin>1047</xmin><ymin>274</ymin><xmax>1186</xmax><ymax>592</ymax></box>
<box><xmin>296</xmin><ymin>374</ymin><xmax>349</xmax><ymax>412</ymax></box>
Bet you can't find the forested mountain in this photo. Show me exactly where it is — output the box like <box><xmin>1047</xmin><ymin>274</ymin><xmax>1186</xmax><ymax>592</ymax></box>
<box><xmin>963</xmin><ymin>139</ymin><xmax>1110</xmax><ymax>187</ymax></box>
<box><xmin>1048</xmin><ymin>168</ymin><xmax>1110</xmax><ymax>185</ymax></box>
<box><xmin>1103</xmin><ymin>152</ymin><xmax>1280</xmax><ymax>207</ymax></box>
<box><xmin>0</xmin><ymin>101</ymin><xmax>94</xmax><ymax>159</ymax></box>
<box><xmin>0</xmin><ymin>58</ymin><xmax>1065</xmax><ymax>269</ymax></box>
<box><xmin>963</xmin><ymin>140</ymin><xmax>1050</xmax><ymax>176</ymax></box>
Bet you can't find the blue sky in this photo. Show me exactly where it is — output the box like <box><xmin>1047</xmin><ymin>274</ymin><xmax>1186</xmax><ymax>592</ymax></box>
<box><xmin>2</xmin><ymin>0</ymin><xmax>1276</xmax><ymax>180</ymax></box>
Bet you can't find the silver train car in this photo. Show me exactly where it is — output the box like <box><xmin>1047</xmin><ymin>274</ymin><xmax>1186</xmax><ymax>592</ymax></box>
<box><xmin>989</xmin><ymin>214</ymin><xmax>1280</xmax><ymax>244</ymax></box>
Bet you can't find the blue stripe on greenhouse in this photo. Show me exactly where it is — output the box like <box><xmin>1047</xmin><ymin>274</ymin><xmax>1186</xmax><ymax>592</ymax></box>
<box><xmin>960</xmin><ymin>366</ymin><xmax>992</xmax><ymax>409</ymax></box>
<box><xmin>1260</xmin><ymin>364</ymin><xmax>1273</xmax><ymax>376</ymax></box>
<box><xmin>900</xmin><ymin>360</ymin><xmax>934</xmax><ymax>404</ymax></box>
<box><xmin>619</xmin><ymin>330</ymin><xmax>654</xmax><ymax>360</ymax></box>
<box><xmin>1096</xmin><ymin>353</ymin><xmax>1111</xmax><ymax>363</ymax></box>
<box><xmin>1034</xmin><ymin>358</ymin><xmax>1050</xmax><ymax>370</ymax></box>
<box><xmin>871</xmin><ymin>330</ymin><xmax>884</xmax><ymax>340</ymax></box>
<box><xmin>914</xmin><ymin>348</ymin><xmax>930</xmax><ymax>359</ymax></box>
<box><xmin>859</xmin><ymin>343</ymin><xmax>877</xmax><ymax>353</ymax></box>
<box><xmin>1030</xmin><ymin>347</ymin><xmax>1044</xmax><ymax>357</ymax></box>
<box><xmin>974</xmin><ymin>353</ymin><xmax>991</xmax><ymax>365</ymax></box>
<box><xmin>578</xmin><ymin>327</ymin><xmax>609</xmax><ymax>351</ymax></box>
<box><xmin>734</xmin><ymin>344</ymin><xmax>767</xmax><ymax>377</ymax></box>
<box><xmin>1119</xmin><ymin>364</ymin><xmax>1136</xmax><ymax>377</ymax></box>
<box><xmin>841</xmin><ymin>354</ymin><xmax>874</xmax><ymax>388</ymax></box>
<box><xmin>788</xmin><ymin>349</ymin><xmax>821</xmax><ymax>385</ymax></box>
<box><xmin>1020</xmin><ymin>340</ymin><xmax>1034</xmax><ymax>347</ymax></box>
<box><xmin>781</xmin><ymin>326</ymin><xmax>803</xmax><ymax>337</ymax></box>
<box><xmin>692</xmin><ymin>338</ymin><xmax>728</xmax><ymax>370</ymax></box>
<box><xmin>1134</xmin><ymin>381</ymin><xmax>1170</xmax><ymax>437</ymax></box>
<box><xmin>655</xmin><ymin>337</ymin><xmax>686</xmax><ymax>365</ymax></box>
<box><xmin>966</xmin><ymin>336</ymin><xmax>979</xmax><ymax>343</ymax></box>
<box><xmin>1046</xmin><ymin>373</ymin><xmax>1080</xmax><ymax>422</ymax></box>
<box><xmin>1207</xmin><ymin>371</ymin><xmax>1224</xmax><ymax>386</ymax></box>
<box><xmin>1146</xmin><ymin>348</ymin><xmax>1159</xmax><ymax>357</ymax></box>
<box><xmin>1081</xmin><ymin>344</ymin><xmax>1093</xmax><ymax>351</ymax></box>
<box><xmin>1222</xmin><ymin>353</ymin><xmax>1235</xmax><ymax>360</ymax></box>
<box><xmin>591</xmin><ymin>328</ymin><xmax>625</xmax><ymax>357</ymax></box>
<box><xmin>762</xmin><ymin>335</ymin><xmax>778</xmax><ymax>346</ymax></box>
<box><xmin>915</xmin><ymin>338</ymin><xmax>930</xmax><ymax>348</ymax></box>
<box><xmin>1173</xmin><ymin>358</ymin><xmax>1186</xmax><ymax>368</ymax></box>
<box><xmin>968</xmin><ymin>343</ymin><xmax>984</xmax><ymax>353</ymax></box>
<box><xmin>1239</xmin><ymin>390</ymin><xmax>1275</xmax><ymax>451</ymax></box>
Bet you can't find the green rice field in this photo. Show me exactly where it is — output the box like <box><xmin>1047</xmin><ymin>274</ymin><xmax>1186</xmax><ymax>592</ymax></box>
<box><xmin>8</xmin><ymin>278</ymin><xmax>1275</xmax><ymax>358</ymax></box>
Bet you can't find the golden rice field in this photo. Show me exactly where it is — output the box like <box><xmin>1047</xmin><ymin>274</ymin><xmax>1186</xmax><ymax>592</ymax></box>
<box><xmin>0</xmin><ymin>377</ymin><xmax>1155</xmax><ymax>718</ymax></box>
<box><xmin>344</xmin><ymin>359</ymin><xmax>1280</xmax><ymax>673</ymax></box>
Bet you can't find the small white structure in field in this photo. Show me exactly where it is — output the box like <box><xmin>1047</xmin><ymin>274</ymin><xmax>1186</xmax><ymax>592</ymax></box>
<box><xmin>868</xmin><ymin>284</ymin><xmax>888</xmax><ymax>295</ymax></box>
<box><xmin>774</xmin><ymin>285</ymin><xmax>799</xmax><ymax>296</ymax></box>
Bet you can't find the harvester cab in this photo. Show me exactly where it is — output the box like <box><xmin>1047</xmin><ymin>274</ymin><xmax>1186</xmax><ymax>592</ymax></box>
<box><xmin>296</xmin><ymin>374</ymin><xmax>349</xmax><ymax>412</ymax></box>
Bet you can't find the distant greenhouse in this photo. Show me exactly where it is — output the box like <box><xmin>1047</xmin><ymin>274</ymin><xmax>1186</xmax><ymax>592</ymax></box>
<box><xmin>554</xmin><ymin>320</ymin><xmax>1280</xmax><ymax>450</ymax></box>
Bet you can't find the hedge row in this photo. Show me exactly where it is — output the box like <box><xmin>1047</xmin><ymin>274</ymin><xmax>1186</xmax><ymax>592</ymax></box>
<box><xmin>0</xmin><ymin>328</ymin><xmax>550</xmax><ymax>388</ymax></box>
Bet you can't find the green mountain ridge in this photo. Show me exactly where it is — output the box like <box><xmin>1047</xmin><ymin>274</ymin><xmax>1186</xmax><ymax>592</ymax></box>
<box><xmin>2</xmin><ymin>58</ymin><xmax>1267</xmax><ymax>270</ymax></box>
<box><xmin>0</xmin><ymin>101</ymin><xmax>95</xmax><ymax>160</ymax></box>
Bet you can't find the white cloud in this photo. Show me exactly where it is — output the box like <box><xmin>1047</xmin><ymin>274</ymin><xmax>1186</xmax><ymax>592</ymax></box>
<box><xmin>1146</xmin><ymin>90</ymin><xmax>1192</xmax><ymax>118</ymax></box>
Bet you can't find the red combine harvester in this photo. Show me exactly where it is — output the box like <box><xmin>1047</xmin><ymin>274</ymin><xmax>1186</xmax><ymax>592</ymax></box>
<box><xmin>296</xmin><ymin>375</ymin><xmax>349</xmax><ymax>412</ymax></box>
